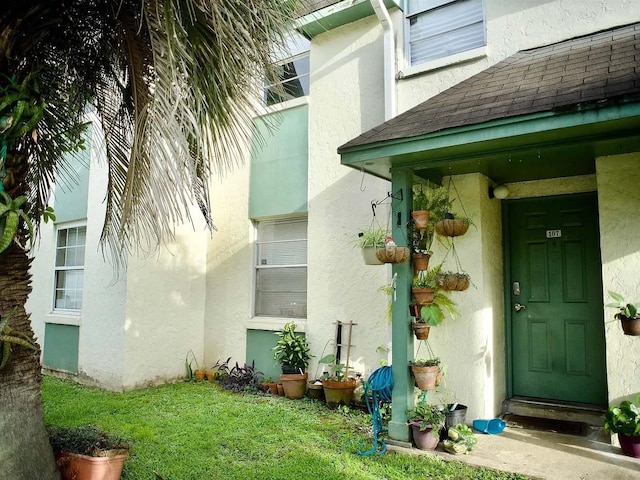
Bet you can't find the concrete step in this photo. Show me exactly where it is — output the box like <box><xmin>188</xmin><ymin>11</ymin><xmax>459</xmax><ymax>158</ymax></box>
<box><xmin>502</xmin><ymin>397</ymin><xmax>606</xmax><ymax>427</ymax></box>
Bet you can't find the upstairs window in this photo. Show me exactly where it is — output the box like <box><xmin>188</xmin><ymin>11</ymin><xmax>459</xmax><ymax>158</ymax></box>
<box><xmin>264</xmin><ymin>31</ymin><xmax>310</xmax><ymax>106</ymax></box>
<box><xmin>265</xmin><ymin>52</ymin><xmax>310</xmax><ymax>106</ymax></box>
<box><xmin>254</xmin><ymin>217</ymin><xmax>307</xmax><ymax>318</ymax></box>
<box><xmin>54</xmin><ymin>225</ymin><xmax>86</xmax><ymax>312</ymax></box>
<box><xmin>406</xmin><ymin>0</ymin><xmax>485</xmax><ymax>66</ymax></box>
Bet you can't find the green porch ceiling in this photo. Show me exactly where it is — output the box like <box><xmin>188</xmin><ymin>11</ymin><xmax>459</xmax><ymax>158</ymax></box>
<box><xmin>339</xmin><ymin>102</ymin><xmax>640</xmax><ymax>184</ymax></box>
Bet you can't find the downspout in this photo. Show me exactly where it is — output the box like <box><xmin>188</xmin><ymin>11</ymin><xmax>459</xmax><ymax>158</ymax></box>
<box><xmin>371</xmin><ymin>0</ymin><xmax>397</xmax><ymax>120</ymax></box>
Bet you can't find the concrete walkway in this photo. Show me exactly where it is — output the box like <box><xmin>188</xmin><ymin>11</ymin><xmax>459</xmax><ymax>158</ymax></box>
<box><xmin>389</xmin><ymin>425</ymin><xmax>640</xmax><ymax>479</ymax></box>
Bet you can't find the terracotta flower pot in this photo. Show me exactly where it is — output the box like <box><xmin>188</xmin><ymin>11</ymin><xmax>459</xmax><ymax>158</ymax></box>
<box><xmin>618</xmin><ymin>314</ymin><xmax>640</xmax><ymax>336</ymax></box>
<box><xmin>277</xmin><ymin>383</ymin><xmax>285</xmax><ymax>396</ymax></box>
<box><xmin>56</xmin><ymin>451</ymin><xmax>128</xmax><ymax>480</ymax></box>
<box><xmin>412</xmin><ymin>287</ymin><xmax>435</xmax><ymax>306</ymax></box>
<box><xmin>280</xmin><ymin>373</ymin><xmax>308</xmax><ymax>399</ymax></box>
<box><xmin>194</xmin><ymin>369</ymin><xmax>206</xmax><ymax>381</ymax></box>
<box><xmin>411</xmin><ymin>210</ymin><xmax>430</xmax><ymax>230</ymax></box>
<box><xmin>322</xmin><ymin>378</ymin><xmax>356</xmax><ymax>409</ymax></box>
<box><xmin>412</xmin><ymin>253</ymin><xmax>430</xmax><ymax>277</ymax></box>
<box><xmin>412</xmin><ymin>322</ymin><xmax>430</xmax><ymax>340</ymax></box>
<box><xmin>267</xmin><ymin>382</ymin><xmax>279</xmax><ymax>395</ymax></box>
<box><xmin>411</xmin><ymin>364</ymin><xmax>440</xmax><ymax>390</ymax></box>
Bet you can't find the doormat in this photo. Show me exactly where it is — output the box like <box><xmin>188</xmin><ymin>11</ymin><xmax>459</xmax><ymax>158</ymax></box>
<box><xmin>503</xmin><ymin>414</ymin><xmax>587</xmax><ymax>436</ymax></box>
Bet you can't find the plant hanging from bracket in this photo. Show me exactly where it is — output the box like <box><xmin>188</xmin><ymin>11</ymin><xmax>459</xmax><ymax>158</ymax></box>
<box><xmin>0</xmin><ymin>308</ymin><xmax>38</xmax><ymax>370</ymax></box>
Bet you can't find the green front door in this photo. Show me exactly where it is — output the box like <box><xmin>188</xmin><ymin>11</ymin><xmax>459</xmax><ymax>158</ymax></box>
<box><xmin>507</xmin><ymin>193</ymin><xmax>607</xmax><ymax>405</ymax></box>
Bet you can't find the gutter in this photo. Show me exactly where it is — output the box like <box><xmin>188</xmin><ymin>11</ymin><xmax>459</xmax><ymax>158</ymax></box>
<box><xmin>370</xmin><ymin>0</ymin><xmax>396</xmax><ymax>121</ymax></box>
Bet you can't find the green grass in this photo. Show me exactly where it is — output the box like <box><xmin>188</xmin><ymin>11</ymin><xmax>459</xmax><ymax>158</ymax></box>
<box><xmin>42</xmin><ymin>376</ymin><xmax>530</xmax><ymax>480</ymax></box>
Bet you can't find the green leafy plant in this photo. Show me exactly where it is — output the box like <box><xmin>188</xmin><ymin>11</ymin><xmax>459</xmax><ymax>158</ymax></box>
<box><xmin>442</xmin><ymin>424</ymin><xmax>478</xmax><ymax>454</ymax></box>
<box><xmin>47</xmin><ymin>425</ymin><xmax>130</xmax><ymax>456</ymax></box>
<box><xmin>412</xmin><ymin>184</ymin><xmax>451</xmax><ymax>222</ymax></box>
<box><xmin>604</xmin><ymin>395</ymin><xmax>640</xmax><ymax>436</ymax></box>
<box><xmin>318</xmin><ymin>354</ymin><xmax>347</xmax><ymax>381</ymax></box>
<box><xmin>273</xmin><ymin>322</ymin><xmax>311</xmax><ymax>371</ymax></box>
<box><xmin>407</xmin><ymin>396</ymin><xmax>445</xmax><ymax>433</ymax></box>
<box><xmin>419</xmin><ymin>290</ymin><xmax>458</xmax><ymax>326</ymax></box>
<box><xmin>412</xmin><ymin>268</ymin><xmax>440</xmax><ymax>289</ymax></box>
<box><xmin>606</xmin><ymin>291</ymin><xmax>639</xmax><ymax>319</ymax></box>
<box><xmin>184</xmin><ymin>349</ymin><xmax>200</xmax><ymax>380</ymax></box>
<box><xmin>0</xmin><ymin>191</ymin><xmax>34</xmax><ymax>253</ymax></box>
<box><xmin>412</xmin><ymin>357</ymin><xmax>441</xmax><ymax>368</ymax></box>
<box><xmin>0</xmin><ymin>308</ymin><xmax>38</xmax><ymax>370</ymax></box>
<box><xmin>355</xmin><ymin>226</ymin><xmax>388</xmax><ymax>248</ymax></box>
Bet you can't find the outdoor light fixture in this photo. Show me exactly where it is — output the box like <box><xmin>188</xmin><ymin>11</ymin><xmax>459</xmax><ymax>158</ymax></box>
<box><xmin>488</xmin><ymin>184</ymin><xmax>509</xmax><ymax>200</ymax></box>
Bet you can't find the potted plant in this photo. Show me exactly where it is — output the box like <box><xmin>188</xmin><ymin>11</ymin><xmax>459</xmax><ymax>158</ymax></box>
<box><xmin>412</xmin><ymin>268</ymin><xmax>439</xmax><ymax>306</ymax></box>
<box><xmin>604</xmin><ymin>395</ymin><xmax>640</xmax><ymax>458</ymax></box>
<box><xmin>48</xmin><ymin>425</ymin><xmax>130</xmax><ymax>480</ymax></box>
<box><xmin>355</xmin><ymin>226</ymin><xmax>388</xmax><ymax>265</ymax></box>
<box><xmin>407</xmin><ymin>396</ymin><xmax>445</xmax><ymax>450</ymax></box>
<box><xmin>185</xmin><ymin>349</ymin><xmax>206</xmax><ymax>381</ymax></box>
<box><xmin>437</xmin><ymin>270</ymin><xmax>471</xmax><ymax>292</ymax></box>
<box><xmin>273</xmin><ymin>322</ymin><xmax>311</xmax><ymax>399</ymax></box>
<box><xmin>412</xmin><ymin>289</ymin><xmax>457</xmax><ymax>339</ymax></box>
<box><xmin>606</xmin><ymin>291</ymin><xmax>640</xmax><ymax>336</ymax></box>
<box><xmin>411</xmin><ymin>357</ymin><xmax>441</xmax><ymax>391</ymax></box>
<box><xmin>434</xmin><ymin>213</ymin><xmax>473</xmax><ymax>238</ymax></box>
<box><xmin>319</xmin><ymin>354</ymin><xmax>357</xmax><ymax>409</ymax></box>
<box><xmin>412</xmin><ymin>184</ymin><xmax>451</xmax><ymax>230</ymax></box>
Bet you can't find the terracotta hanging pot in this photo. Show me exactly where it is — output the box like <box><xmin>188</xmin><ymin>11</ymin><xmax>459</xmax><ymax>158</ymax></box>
<box><xmin>412</xmin><ymin>322</ymin><xmax>430</xmax><ymax>340</ymax></box>
<box><xmin>412</xmin><ymin>253</ymin><xmax>430</xmax><ymax>276</ymax></box>
<box><xmin>412</xmin><ymin>287</ymin><xmax>435</xmax><ymax>305</ymax></box>
<box><xmin>411</xmin><ymin>364</ymin><xmax>440</xmax><ymax>390</ymax></box>
<box><xmin>435</xmin><ymin>218</ymin><xmax>470</xmax><ymax>237</ymax></box>
<box><xmin>411</xmin><ymin>210</ymin><xmax>430</xmax><ymax>230</ymax></box>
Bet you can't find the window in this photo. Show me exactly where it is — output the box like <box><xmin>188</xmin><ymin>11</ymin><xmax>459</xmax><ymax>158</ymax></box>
<box><xmin>406</xmin><ymin>0</ymin><xmax>485</xmax><ymax>66</ymax></box>
<box><xmin>264</xmin><ymin>52</ymin><xmax>310</xmax><ymax>106</ymax></box>
<box><xmin>54</xmin><ymin>225</ymin><xmax>86</xmax><ymax>311</ymax></box>
<box><xmin>255</xmin><ymin>217</ymin><xmax>307</xmax><ymax>318</ymax></box>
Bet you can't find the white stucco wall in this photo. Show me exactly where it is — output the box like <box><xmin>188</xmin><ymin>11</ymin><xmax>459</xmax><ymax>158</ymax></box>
<box><xmin>596</xmin><ymin>153</ymin><xmax>640</xmax><ymax>404</ymax></box>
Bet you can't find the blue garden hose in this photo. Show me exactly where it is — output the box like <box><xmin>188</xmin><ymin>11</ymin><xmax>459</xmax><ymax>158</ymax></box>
<box><xmin>357</xmin><ymin>366</ymin><xmax>393</xmax><ymax>456</ymax></box>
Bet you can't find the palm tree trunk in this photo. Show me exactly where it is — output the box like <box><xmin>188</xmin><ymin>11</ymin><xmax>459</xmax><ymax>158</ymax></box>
<box><xmin>0</xmin><ymin>219</ymin><xmax>59</xmax><ymax>477</ymax></box>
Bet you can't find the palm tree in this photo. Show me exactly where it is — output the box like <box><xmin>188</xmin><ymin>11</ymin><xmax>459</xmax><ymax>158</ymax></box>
<box><xmin>0</xmin><ymin>1</ymin><xmax>299</xmax><ymax>477</ymax></box>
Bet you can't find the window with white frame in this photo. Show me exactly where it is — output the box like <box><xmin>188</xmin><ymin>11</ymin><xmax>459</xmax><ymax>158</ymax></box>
<box><xmin>264</xmin><ymin>31</ymin><xmax>310</xmax><ymax>106</ymax></box>
<box><xmin>54</xmin><ymin>225</ymin><xmax>86</xmax><ymax>311</ymax></box>
<box><xmin>406</xmin><ymin>0</ymin><xmax>485</xmax><ymax>67</ymax></box>
<box><xmin>255</xmin><ymin>217</ymin><xmax>307</xmax><ymax>318</ymax></box>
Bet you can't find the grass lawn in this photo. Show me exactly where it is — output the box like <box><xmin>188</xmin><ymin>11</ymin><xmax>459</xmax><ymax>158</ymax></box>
<box><xmin>42</xmin><ymin>376</ymin><xmax>531</xmax><ymax>480</ymax></box>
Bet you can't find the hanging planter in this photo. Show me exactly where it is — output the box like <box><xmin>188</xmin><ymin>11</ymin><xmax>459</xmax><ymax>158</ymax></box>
<box><xmin>437</xmin><ymin>272</ymin><xmax>470</xmax><ymax>292</ymax></box>
<box><xmin>376</xmin><ymin>246</ymin><xmax>410</xmax><ymax>264</ymax></box>
<box><xmin>411</xmin><ymin>210</ymin><xmax>430</xmax><ymax>230</ymax></box>
<box><xmin>411</xmin><ymin>364</ymin><xmax>440</xmax><ymax>391</ymax></box>
<box><xmin>412</xmin><ymin>287</ymin><xmax>435</xmax><ymax>306</ymax></box>
<box><xmin>361</xmin><ymin>245</ymin><xmax>384</xmax><ymax>265</ymax></box>
<box><xmin>412</xmin><ymin>322</ymin><xmax>430</xmax><ymax>340</ymax></box>
<box><xmin>412</xmin><ymin>252</ymin><xmax>430</xmax><ymax>276</ymax></box>
<box><xmin>435</xmin><ymin>218</ymin><xmax>470</xmax><ymax>237</ymax></box>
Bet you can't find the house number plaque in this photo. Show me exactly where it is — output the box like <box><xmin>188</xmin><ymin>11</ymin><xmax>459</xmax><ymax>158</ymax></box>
<box><xmin>546</xmin><ymin>229</ymin><xmax>562</xmax><ymax>238</ymax></box>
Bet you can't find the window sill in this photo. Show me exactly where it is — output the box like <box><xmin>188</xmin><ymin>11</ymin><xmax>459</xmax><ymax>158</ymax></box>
<box><xmin>398</xmin><ymin>46</ymin><xmax>487</xmax><ymax>80</ymax></box>
<box><xmin>46</xmin><ymin>312</ymin><xmax>81</xmax><ymax>327</ymax></box>
<box><xmin>254</xmin><ymin>96</ymin><xmax>310</xmax><ymax>118</ymax></box>
<box><xmin>247</xmin><ymin>318</ymin><xmax>307</xmax><ymax>332</ymax></box>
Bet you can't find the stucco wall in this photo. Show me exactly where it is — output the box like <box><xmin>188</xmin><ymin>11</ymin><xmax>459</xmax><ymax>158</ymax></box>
<box><xmin>306</xmin><ymin>15</ymin><xmax>392</xmax><ymax>378</ymax></box>
<box><xmin>423</xmin><ymin>174</ymin><xmax>504</xmax><ymax>420</ymax></box>
<box><xmin>596</xmin><ymin>153</ymin><xmax>640</xmax><ymax>404</ymax></box>
<box><xmin>122</xmin><ymin>221</ymin><xmax>207</xmax><ymax>389</ymax></box>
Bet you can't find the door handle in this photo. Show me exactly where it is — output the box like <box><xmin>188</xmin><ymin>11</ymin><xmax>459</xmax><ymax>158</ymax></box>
<box><xmin>514</xmin><ymin>303</ymin><xmax>526</xmax><ymax>312</ymax></box>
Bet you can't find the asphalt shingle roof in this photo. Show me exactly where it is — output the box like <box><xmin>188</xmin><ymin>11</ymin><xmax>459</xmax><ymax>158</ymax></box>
<box><xmin>339</xmin><ymin>22</ymin><xmax>640</xmax><ymax>151</ymax></box>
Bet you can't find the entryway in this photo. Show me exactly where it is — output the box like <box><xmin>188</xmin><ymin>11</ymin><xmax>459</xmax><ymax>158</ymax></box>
<box><xmin>504</xmin><ymin>193</ymin><xmax>607</xmax><ymax>407</ymax></box>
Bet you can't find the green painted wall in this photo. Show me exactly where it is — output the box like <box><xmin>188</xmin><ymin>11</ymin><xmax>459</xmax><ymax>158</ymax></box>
<box><xmin>249</xmin><ymin>105</ymin><xmax>308</xmax><ymax>218</ymax></box>
<box><xmin>246</xmin><ymin>329</ymin><xmax>308</xmax><ymax>381</ymax></box>
<box><xmin>43</xmin><ymin>323</ymin><xmax>79</xmax><ymax>373</ymax></box>
<box><xmin>54</xmin><ymin>125</ymin><xmax>92</xmax><ymax>223</ymax></box>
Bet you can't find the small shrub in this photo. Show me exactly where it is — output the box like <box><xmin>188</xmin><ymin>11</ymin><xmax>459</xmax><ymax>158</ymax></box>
<box><xmin>214</xmin><ymin>357</ymin><xmax>263</xmax><ymax>393</ymax></box>
<box><xmin>47</xmin><ymin>425</ymin><xmax>130</xmax><ymax>456</ymax></box>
